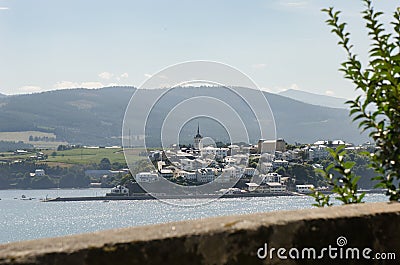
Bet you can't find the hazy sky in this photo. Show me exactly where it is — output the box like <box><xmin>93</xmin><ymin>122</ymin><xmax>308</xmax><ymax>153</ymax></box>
<box><xmin>0</xmin><ymin>0</ymin><xmax>398</xmax><ymax>97</ymax></box>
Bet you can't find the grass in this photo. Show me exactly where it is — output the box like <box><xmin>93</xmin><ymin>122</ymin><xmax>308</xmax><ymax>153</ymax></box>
<box><xmin>0</xmin><ymin>147</ymin><xmax>145</xmax><ymax>167</ymax></box>
<box><xmin>43</xmin><ymin>148</ymin><xmax>144</xmax><ymax>166</ymax></box>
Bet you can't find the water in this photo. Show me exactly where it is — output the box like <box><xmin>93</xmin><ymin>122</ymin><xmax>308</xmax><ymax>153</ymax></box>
<box><xmin>0</xmin><ymin>189</ymin><xmax>387</xmax><ymax>244</ymax></box>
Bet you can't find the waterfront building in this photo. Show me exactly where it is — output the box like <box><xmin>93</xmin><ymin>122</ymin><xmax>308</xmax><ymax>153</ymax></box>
<box><xmin>296</xmin><ymin>184</ymin><xmax>315</xmax><ymax>193</ymax></box>
<box><xmin>108</xmin><ymin>185</ymin><xmax>129</xmax><ymax>196</ymax></box>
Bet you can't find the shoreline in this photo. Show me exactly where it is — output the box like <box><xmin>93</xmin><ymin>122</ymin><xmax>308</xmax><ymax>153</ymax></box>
<box><xmin>44</xmin><ymin>192</ymin><xmax>298</xmax><ymax>202</ymax></box>
<box><xmin>42</xmin><ymin>189</ymin><xmax>385</xmax><ymax>202</ymax></box>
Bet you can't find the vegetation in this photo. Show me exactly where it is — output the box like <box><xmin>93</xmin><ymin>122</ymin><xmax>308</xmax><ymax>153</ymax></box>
<box><xmin>0</xmin><ymin>147</ymin><xmax>146</xmax><ymax>189</ymax></box>
<box><xmin>311</xmin><ymin>146</ymin><xmax>365</xmax><ymax>206</ymax></box>
<box><xmin>43</xmin><ymin>148</ymin><xmax>129</xmax><ymax>165</ymax></box>
<box><xmin>0</xmin><ymin>140</ymin><xmax>33</xmax><ymax>152</ymax></box>
<box><xmin>0</xmin><ymin>86</ymin><xmax>369</xmax><ymax>146</ymax></box>
<box><xmin>323</xmin><ymin>0</ymin><xmax>400</xmax><ymax>201</ymax></box>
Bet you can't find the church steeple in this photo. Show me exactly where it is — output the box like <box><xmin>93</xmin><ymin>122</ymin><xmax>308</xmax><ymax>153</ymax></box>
<box><xmin>195</xmin><ymin>123</ymin><xmax>202</xmax><ymax>138</ymax></box>
<box><xmin>194</xmin><ymin>122</ymin><xmax>203</xmax><ymax>149</ymax></box>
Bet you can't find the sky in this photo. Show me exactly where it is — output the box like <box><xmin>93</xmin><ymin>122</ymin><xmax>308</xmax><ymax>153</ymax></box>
<box><xmin>0</xmin><ymin>0</ymin><xmax>398</xmax><ymax>98</ymax></box>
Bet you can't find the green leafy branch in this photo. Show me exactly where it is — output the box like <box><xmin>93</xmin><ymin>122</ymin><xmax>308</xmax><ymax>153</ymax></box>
<box><xmin>310</xmin><ymin>146</ymin><xmax>365</xmax><ymax>206</ymax></box>
<box><xmin>322</xmin><ymin>1</ymin><xmax>400</xmax><ymax>201</ymax></box>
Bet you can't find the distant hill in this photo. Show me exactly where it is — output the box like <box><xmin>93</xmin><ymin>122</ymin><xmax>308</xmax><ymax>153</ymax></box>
<box><xmin>278</xmin><ymin>89</ymin><xmax>348</xmax><ymax>109</ymax></box>
<box><xmin>0</xmin><ymin>87</ymin><xmax>368</xmax><ymax>146</ymax></box>
<box><xmin>0</xmin><ymin>93</ymin><xmax>6</xmax><ymax>98</ymax></box>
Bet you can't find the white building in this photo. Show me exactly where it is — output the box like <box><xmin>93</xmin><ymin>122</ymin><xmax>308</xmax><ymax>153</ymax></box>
<box><xmin>196</xmin><ymin>168</ymin><xmax>216</xmax><ymax>183</ymax></box>
<box><xmin>215</xmin><ymin>166</ymin><xmax>243</xmax><ymax>183</ymax></box>
<box><xmin>244</xmin><ymin>167</ymin><xmax>257</xmax><ymax>176</ymax></box>
<box><xmin>180</xmin><ymin>158</ymin><xmax>208</xmax><ymax>171</ymax></box>
<box><xmin>135</xmin><ymin>172</ymin><xmax>159</xmax><ymax>183</ymax></box>
<box><xmin>175</xmin><ymin>170</ymin><xmax>197</xmax><ymax>181</ymax></box>
<box><xmin>272</xmin><ymin>160</ymin><xmax>289</xmax><ymax>170</ymax></box>
<box><xmin>201</xmin><ymin>146</ymin><xmax>229</xmax><ymax>159</ymax></box>
<box><xmin>262</xmin><ymin>172</ymin><xmax>282</xmax><ymax>183</ymax></box>
<box><xmin>35</xmin><ymin>169</ymin><xmax>45</xmax><ymax>177</ymax></box>
<box><xmin>296</xmin><ymin>184</ymin><xmax>315</xmax><ymax>193</ymax></box>
<box><xmin>245</xmin><ymin>183</ymin><xmax>261</xmax><ymax>192</ymax></box>
<box><xmin>264</xmin><ymin>182</ymin><xmax>286</xmax><ymax>193</ymax></box>
<box><xmin>159</xmin><ymin>169</ymin><xmax>173</xmax><ymax>178</ymax></box>
<box><xmin>109</xmin><ymin>185</ymin><xmax>129</xmax><ymax>196</ymax></box>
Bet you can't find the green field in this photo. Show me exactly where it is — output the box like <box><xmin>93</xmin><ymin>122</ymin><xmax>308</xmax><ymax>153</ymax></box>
<box><xmin>0</xmin><ymin>148</ymin><xmax>145</xmax><ymax>166</ymax></box>
<box><xmin>43</xmin><ymin>148</ymin><xmax>145</xmax><ymax>165</ymax></box>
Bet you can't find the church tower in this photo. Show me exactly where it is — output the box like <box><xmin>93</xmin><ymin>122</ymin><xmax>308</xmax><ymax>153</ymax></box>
<box><xmin>194</xmin><ymin>123</ymin><xmax>203</xmax><ymax>149</ymax></box>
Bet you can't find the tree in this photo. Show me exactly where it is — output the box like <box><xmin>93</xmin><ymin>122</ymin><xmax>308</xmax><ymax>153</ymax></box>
<box><xmin>323</xmin><ymin>1</ymin><xmax>400</xmax><ymax>201</ymax></box>
<box><xmin>99</xmin><ymin>158</ymin><xmax>112</xmax><ymax>170</ymax></box>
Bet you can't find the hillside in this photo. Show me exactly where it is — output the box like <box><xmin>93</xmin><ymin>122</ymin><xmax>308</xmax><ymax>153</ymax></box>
<box><xmin>279</xmin><ymin>89</ymin><xmax>348</xmax><ymax>109</ymax></box>
<box><xmin>0</xmin><ymin>87</ymin><xmax>369</xmax><ymax>146</ymax></box>
<box><xmin>0</xmin><ymin>93</ymin><xmax>6</xmax><ymax>98</ymax></box>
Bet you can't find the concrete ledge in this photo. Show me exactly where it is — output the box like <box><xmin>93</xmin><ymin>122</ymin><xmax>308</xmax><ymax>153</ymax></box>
<box><xmin>1</xmin><ymin>202</ymin><xmax>399</xmax><ymax>265</ymax></box>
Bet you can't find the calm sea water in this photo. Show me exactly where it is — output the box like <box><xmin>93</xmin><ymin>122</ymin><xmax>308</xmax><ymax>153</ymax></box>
<box><xmin>0</xmin><ymin>189</ymin><xmax>387</xmax><ymax>244</ymax></box>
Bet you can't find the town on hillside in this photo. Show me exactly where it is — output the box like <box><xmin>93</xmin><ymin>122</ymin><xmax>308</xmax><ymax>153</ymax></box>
<box><xmin>108</xmin><ymin>124</ymin><xmax>376</xmax><ymax>197</ymax></box>
<box><xmin>0</xmin><ymin>125</ymin><xmax>376</xmax><ymax>196</ymax></box>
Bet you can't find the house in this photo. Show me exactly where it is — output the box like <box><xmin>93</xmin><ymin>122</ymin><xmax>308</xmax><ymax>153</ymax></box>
<box><xmin>244</xmin><ymin>167</ymin><xmax>257</xmax><ymax>177</ymax></box>
<box><xmin>135</xmin><ymin>172</ymin><xmax>159</xmax><ymax>183</ymax></box>
<box><xmin>180</xmin><ymin>158</ymin><xmax>208</xmax><ymax>171</ymax></box>
<box><xmin>15</xmin><ymin>150</ymin><xmax>28</xmax><ymax>155</ymax></box>
<box><xmin>196</xmin><ymin>168</ymin><xmax>216</xmax><ymax>183</ymax></box>
<box><xmin>107</xmin><ymin>185</ymin><xmax>129</xmax><ymax>196</ymax></box>
<box><xmin>175</xmin><ymin>170</ymin><xmax>197</xmax><ymax>181</ymax></box>
<box><xmin>201</xmin><ymin>146</ymin><xmax>229</xmax><ymax>159</ymax></box>
<box><xmin>272</xmin><ymin>160</ymin><xmax>288</xmax><ymax>170</ymax></box>
<box><xmin>262</xmin><ymin>172</ymin><xmax>282</xmax><ymax>183</ymax></box>
<box><xmin>159</xmin><ymin>169</ymin><xmax>174</xmax><ymax>178</ymax></box>
<box><xmin>30</xmin><ymin>169</ymin><xmax>45</xmax><ymax>177</ymax></box>
<box><xmin>245</xmin><ymin>183</ymin><xmax>260</xmax><ymax>192</ymax></box>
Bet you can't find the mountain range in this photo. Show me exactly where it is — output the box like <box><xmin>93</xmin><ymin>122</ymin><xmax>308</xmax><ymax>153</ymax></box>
<box><xmin>0</xmin><ymin>87</ymin><xmax>369</xmax><ymax>146</ymax></box>
<box><xmin>279</xmin><ymin>89</ymin><xmax>348</xmax><ymax>109</ymax></box>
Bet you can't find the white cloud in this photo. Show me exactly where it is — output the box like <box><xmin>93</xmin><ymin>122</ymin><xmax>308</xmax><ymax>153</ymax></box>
<box><xmin>281</xmin><ymin>1</ymin><xmax>308</xmax><ymax>8</ymax></box>
<box><xmin>144</xmin><ymin>73</ymin><xmax>152</xmax><ymax>78</ymax></box>
<box><xmin>53</xmin><ymin>81</ymin><xmax>79</xmax><ymax>89</ymax></box>
<box><xmin>120</xmin><ymin>73</ymin><xmax>129</xmax><ymax>79</ymax></box>
<box><xmin>325</xmin><ymin>90</ymin><xmax>335</xmax><ymax>96</ymax></box>
<box><xmin>289</xmin><ymin>83</ymin><xmax>300</xmax><ymax>90</ymax></box>
<box><xmin>252</xmin><ymin>63</ymin><xmax>266</xmax><ymax>69</ymax></box>
<box><xmin>0</xmin><ymin>7</ymin><xmax>9</xmax><ymax>10</ymax></box>
<box><xmin>260</xmin><ymin>87</ymin><xmax>273</xmax><ymax>92</ymax></box>
<box><xmin>81</xmin><ymin>82</ymin><xmax>104</xmax><ymax>89</ymax></box>
<box><xmin>157</xmin><ymin>74</ymin><xmax>168</xmax><ymax>80</ymax></box>
<box><xmin>53</xmin><ymin>81</ymin><xmax>105</xmax><ymax>89</ymax></box>
<box><xmin>98</xmin><ymin>72</ymin><xmax>114</xmax><ymax>80</ymax></box>
<box><xmin>17</xmin><ymin>86</ymin><xmax>43</xmax><ymax>93</ymax></box>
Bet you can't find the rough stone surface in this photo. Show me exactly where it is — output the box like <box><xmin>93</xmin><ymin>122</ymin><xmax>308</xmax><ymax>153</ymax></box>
<box><xmin>0</xmin><ymin>202</ymin><xmax>399</xmax><ymax>264</ymax></box>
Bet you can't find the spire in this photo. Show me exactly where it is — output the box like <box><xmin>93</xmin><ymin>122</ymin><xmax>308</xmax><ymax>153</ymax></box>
<box><xmin>195</xmin><ymin>122</ymin><xmax>202</xmax><ymax>138</ymax></box>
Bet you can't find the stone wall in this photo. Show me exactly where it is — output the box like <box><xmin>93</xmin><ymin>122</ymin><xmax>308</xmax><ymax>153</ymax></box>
<box><xmin>0</xmin><ymin>202</ymin><xmax>399</xmax><ymax>265</ymax></box>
